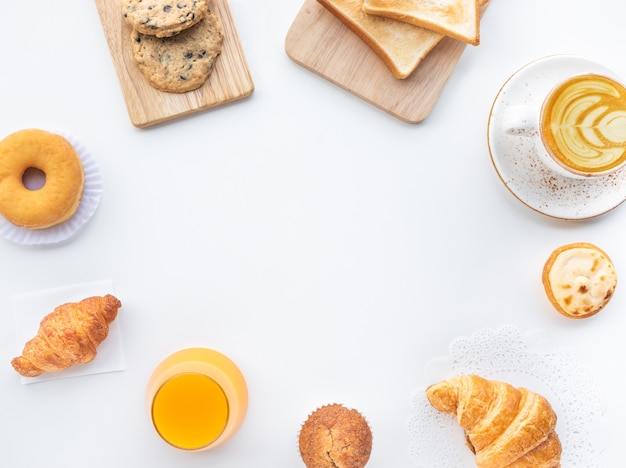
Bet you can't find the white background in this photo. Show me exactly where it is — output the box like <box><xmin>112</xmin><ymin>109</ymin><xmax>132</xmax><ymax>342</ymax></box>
<box><xmin>1</xmin><ymin>0</ymin><xmax>624</xmax><ymax>466</ymax></box>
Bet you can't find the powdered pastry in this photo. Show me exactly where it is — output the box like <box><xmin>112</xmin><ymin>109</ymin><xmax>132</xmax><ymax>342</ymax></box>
<box><xmin>542</xmin><ymin>242</ymin><xmax>617</xmax><ymax>319</ymax></box>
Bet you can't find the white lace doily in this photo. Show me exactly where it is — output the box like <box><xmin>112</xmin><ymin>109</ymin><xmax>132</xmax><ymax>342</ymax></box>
<box><xmin>407</xmin><ymin>325</ymin><xmax>608</xmax><ymax>467</ymax></box>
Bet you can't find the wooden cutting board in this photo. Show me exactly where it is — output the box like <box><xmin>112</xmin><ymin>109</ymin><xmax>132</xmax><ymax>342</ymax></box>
<box><xmin>95</xmin><ymin>0</ymin><xmax>254</xmax><ymax>128</ymax></box>
<box><xmin>285</xmin><ymin>0</ymin><xmax>473</xmax><ymax>123</ymax></box>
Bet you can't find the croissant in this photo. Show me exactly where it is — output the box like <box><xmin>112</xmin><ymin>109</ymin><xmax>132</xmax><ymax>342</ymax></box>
<box><xmin>426</xmin><ymin>374</ymin><xmax>561</xmax><ymax>468</ymax></box>
<box><xmin>11</xmin><ymin>294</ymin><xmax>122</xmax><ymax>377</ymax></box>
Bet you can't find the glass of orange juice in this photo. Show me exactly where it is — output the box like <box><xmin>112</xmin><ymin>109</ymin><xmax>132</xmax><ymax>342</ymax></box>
<box><xmin>146</xmin><ymin>348</ymin><xmax>248</xmax><ymax>451</ymax></box>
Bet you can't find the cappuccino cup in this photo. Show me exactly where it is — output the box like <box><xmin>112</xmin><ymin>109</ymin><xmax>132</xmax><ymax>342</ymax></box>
<box><xmin>503</xmin><ymin>73</ymin><xmax>626</xmax><ymax>179</ymax></box>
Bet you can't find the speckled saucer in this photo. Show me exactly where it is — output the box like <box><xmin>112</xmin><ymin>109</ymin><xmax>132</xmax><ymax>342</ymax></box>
<box><xmin>487</xmin><ymin>55</ymin><xmax>626</xmax><ymax>220</ymax></box>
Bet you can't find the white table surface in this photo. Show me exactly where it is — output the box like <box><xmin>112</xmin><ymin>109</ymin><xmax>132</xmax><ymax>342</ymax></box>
<box><xmin>1</xmin><ymin>1</ymin><xmax>624</xmax><ymax>466</ymax></box>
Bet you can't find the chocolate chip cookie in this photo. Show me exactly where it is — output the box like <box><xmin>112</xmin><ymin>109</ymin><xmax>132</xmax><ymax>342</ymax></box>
<box><xmin>122</xmin><ymin>0</ymin><xmax>209</xmax><ymax>38</ymax></box>
<box><xmin>131</xmin><ymin>12</ymin><xmax>224</xmax><ymax>93</ymax></box>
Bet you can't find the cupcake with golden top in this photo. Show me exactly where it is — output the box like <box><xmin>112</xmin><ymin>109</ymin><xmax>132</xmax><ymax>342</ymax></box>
<box><xmin>542</xmin><ymin>242</ymin><xmax>617</xmax><ymax>319</ymax></box>
<box><xmin>298</xmin><ymin>403</ymin><xmax>372</xmax><ymax>468</ymax></box>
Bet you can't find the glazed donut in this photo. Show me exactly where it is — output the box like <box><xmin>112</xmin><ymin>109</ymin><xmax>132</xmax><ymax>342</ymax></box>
<box><xmin>0</xmin><ymin>129</ymin><xmax>84</xmax><ymax>229</ymax></box>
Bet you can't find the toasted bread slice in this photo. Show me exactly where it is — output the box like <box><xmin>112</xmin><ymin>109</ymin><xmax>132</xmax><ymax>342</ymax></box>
<box><xmin>362</xmin><ymin>0</ymin><xmax>481</xmax><ymax>46</ymax></box>
<box><xmin>316</xmin><ymin>0</ymin><xmax>444</xmax><ymax>79</ymax></box>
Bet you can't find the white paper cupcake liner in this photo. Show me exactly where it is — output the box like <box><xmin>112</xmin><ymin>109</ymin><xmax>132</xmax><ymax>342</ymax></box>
<box><xmin>0</xmin><ymin>130</ymin><xmax>103</xmax><ymax>245</ymax></box>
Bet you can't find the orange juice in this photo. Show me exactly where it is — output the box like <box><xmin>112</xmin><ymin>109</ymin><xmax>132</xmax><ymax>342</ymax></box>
<box><xmin>147</xmin><ymin>348</ymin><xmax>248</xmax><ymax>451</ymax></box>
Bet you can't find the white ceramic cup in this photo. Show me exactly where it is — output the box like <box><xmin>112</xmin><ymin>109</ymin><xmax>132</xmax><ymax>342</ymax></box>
<box><xmin>503</xmin><ymin>72</ymin><xmax>626</xmax><ymax>179</ymax></box>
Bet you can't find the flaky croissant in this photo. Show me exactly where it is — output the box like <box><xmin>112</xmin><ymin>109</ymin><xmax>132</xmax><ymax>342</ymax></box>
<box><xmin>11</xmin><ymin>294</ymin><xmax>122</xmax><ymax>377</ymax></box>
<box><xmin>426</xmin><ymin>374</ymin><xmax>561</xmax><ymax>468</ymax></box>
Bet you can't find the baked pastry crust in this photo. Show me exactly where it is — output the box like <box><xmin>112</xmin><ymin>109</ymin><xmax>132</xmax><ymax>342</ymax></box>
<box><xmin>0</xmin><ymin>129</ymin><xmax>84</xmax><ymax>229</ymax></box>
<box><xmin>299</xmin><ymin>404</ymin><xmax>372</xmax><ymax>468</ymax></box>
<box><xmin>426</xmin><ymin>374</ymin><xmax>562</xmax><ymax>468</ymax></box>
<box><xmin>11</xmin><ymin>295</ymin><xmax>122</xmax><ymax>377</ymax></box>
<box><xmin>542</xmin><ymin>242</ymin><xmax>617</xmax><ymax>319</ymax></box>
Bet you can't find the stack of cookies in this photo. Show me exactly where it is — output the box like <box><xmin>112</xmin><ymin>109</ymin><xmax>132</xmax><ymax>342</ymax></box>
<box><xmin>121</xmin><ymin>0</ymin><xmax>224</xmax><ymax>93</ymax></box>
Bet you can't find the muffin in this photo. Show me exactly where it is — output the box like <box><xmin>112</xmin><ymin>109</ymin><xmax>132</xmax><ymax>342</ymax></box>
<box><xmin>542</xmin><ymin>242</ymin><xmax>617</xmax><ymax>318</ymax></box>
<box><xmin>298</xmin><ymin>404</ymin><xmax>372</xmax><ymax>468</ymax></box>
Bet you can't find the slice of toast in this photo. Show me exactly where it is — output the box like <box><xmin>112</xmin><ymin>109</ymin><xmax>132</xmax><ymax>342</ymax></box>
<box><xmin>361</xmin><ymin>0</ymin><xmax>481</xmax><ymax>46</ymax></box>
<box><xmin>316</xmin><ymin>0</ymin><xmax>444</xmax><ymax>79</ymax></box>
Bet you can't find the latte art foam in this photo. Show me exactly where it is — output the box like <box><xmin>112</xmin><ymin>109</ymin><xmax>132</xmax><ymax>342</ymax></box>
<box><xmin>541</xmin><ymin>74</ymin><xmax>626</xmax><ymax>174</ymax></box>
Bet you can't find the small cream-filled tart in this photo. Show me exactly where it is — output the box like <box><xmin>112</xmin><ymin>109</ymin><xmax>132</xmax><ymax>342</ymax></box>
<box><xmin>542</xmin><ymin>242</ymin><xmax>617</xmax><ymax>318</ymax></box>
<box><xmin>146</xmin><ymin>348</ymin><xmax>248</xmax><ymax>451</ymax></box>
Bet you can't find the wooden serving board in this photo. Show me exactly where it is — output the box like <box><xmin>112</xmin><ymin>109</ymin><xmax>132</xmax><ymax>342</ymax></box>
<box><xmin>285</xmin><ymin>0</ymin><xmax>472</xmax><ymax>123</ymax></box>
<box><xmin>95</xmin><ymin>0</ymin><xmax>254</xmax><ymax>128</ymax></box>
